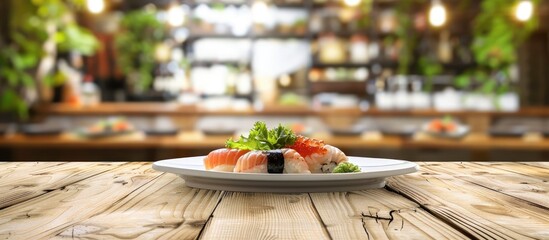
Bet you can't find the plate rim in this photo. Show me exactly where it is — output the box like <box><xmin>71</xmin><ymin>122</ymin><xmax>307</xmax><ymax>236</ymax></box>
<box><xmin>152</xmin><ymin>156</ymin><xmax>419</xmax><ymax>182</ymax></box>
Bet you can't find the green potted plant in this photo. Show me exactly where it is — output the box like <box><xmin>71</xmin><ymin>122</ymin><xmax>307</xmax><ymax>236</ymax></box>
<box><xmin>387</xmin><ymin>1</ymin><xmax>420</xmax><ymax>110</ymax></box>
<box><xmin>0</xmin><ymin>0</ymin><xmax>98</xmax><ymax>120</ymax></box>
<box><xmin>115</xmin><ymin>9</ymin><xmax>167</xmax><ymax>95</ymax></box>
<box><xmin>455</xmin><ymin>0</ymin><xmax>539</xmax><ymax>111</ymax></box>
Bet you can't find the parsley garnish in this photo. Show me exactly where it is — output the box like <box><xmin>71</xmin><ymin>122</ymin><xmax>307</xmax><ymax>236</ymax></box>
<box><xmin>225</xmin><ymin>121</ymin><xmax>297</xmax><ymax>150</ymax></box>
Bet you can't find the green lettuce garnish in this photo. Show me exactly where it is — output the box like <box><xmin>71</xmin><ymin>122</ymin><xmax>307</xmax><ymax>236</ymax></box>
<box><xmin>332</xmin><ymin>162</ymin><xmax>361</xmax><ymax>173</ymax></box>
<box><xmin>225</xmin><ymin>121</ymin><xmax>297</xmax><ymax>150</ymax></box>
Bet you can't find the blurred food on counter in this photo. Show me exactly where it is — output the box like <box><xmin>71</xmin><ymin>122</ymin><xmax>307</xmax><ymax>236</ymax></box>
<box><xmin>75</xmin><ymin>117</ymin><xmax>135</xmax><ymax>139</ymax></box>
<box><xmin>422</xmin><ymin>116</ymin><xmax>470</xmax><ymax>139</ymax></box>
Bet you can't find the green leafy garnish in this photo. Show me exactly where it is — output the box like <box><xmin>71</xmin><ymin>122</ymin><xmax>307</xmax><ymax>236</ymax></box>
<box><xmin>225</xmin><ymin>122</ymin><xmax>297</xmax><ymax>150</ymax></box>
<box><xmin>442</xmin><ymin>115</ymin><xmax>454</xmax><ymax>124</ymax></box>
<box><xmin>332</xmin><ymin>162</ymin><xmax>361</xmax><ymax>173</ymax></box>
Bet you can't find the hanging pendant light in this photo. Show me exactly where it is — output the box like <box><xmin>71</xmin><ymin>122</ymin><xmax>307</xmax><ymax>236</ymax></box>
<box><xmin>428</xmin><ymin>0</ymin><xmax>446</xmax><ymax>27</ymax></box>
<box><xmin>167</xmin><ymin>4</ymin><xmax>185</xmax><ymax>27</ymax></box>
<box><xmin>87</xmin><ymin>0</ymin><xmax>105</xmax><ymax>14</ymax></box>
<box><xmin>343</xmin><ymin>0</ymin><xmax>361</xmax><ymax>7</ymax></box>
<box><xmin>515</xmin><ymin>0</ymin><xmax>534</xmax><ymax>22</ymax></box>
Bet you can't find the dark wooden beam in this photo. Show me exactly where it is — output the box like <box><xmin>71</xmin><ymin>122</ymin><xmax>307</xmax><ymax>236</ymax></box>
<box><xmin>0</xmin><ymin>0</ymin><xmax>10</xmax><ymax>44</ymax></box>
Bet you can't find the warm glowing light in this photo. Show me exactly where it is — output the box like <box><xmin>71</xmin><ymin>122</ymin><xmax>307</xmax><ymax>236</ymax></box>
<box><xmin>252</xmin><ymin>1</ymin><xmax>270</xmax><ymax>24</ymax></box>
<box><xmin>155</xmin><ymin>43</ymin><xmax>171</xmax><ymax>62</ymax></box>
<box><xmin>87</xmin><ymin>0</ymin><xmax>105</xmax><ymax>14</ymax></box>
<box><xmin>168</xmin><ymin>5</ymin><xmax>185</xmax><ymax>27</ymax></box>
<box><xmin>515</xmin><ymin>0</ymin><xmax>533</xmax><ymax>22</ymax></box>
<box><xmin>279</xmin><ymin>75</ymin><xmax>291</xmax><ymax>87</ymax></box>
<box><xmin>428</xmin><ymin>0</ymin><xmax>446</xmax><ymax>27</ymax></box>
<box><xmin>343</xmin><ymin>0</ymin><xmax>361</xmax><ymax>7</ymax></box>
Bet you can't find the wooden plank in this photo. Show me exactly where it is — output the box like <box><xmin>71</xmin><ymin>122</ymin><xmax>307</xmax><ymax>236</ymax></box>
<box><xmin>0</xmin><ymin>162</ymin><xmax>126</xmax><ymax>209</ymax></box>
<box><xmin>52</xmin><ymin>174</ymin><xmax>222</xmax><ymax>239</ymax></box>
<box><xmin>0</xmin><ymin>162</ymin><xmax>66</xmax><ymax>179</ymax></box>
<box><xmin>475</xmin><ymin>162</ymin><xmax>549</xmax><ymax>181</ymax></box>
<box><xmin>0</xmin><ymin>162</ymin><xmax>161</xmax><ymax>239</ymax></box>
<box><xmin>387</xmin><ymin>167</ymin><xmax>549</xmax><ymax>239</ymax></box>
<box><xmin>518</xmin><ymin>162</ymin><xmax>549</xmax><ymax>169</ymax></box>
<box><xmin>421</xmin><ymin>162</ymin><xmax>549</xmax><ymax>209</ymax></box>
<box><xmin>200</xmin><ymin>192</ymin><xmax>330</xmax><ymax>239</ymax></box>
<box><xmin>0</xmin><ymin>162</ymin><xmax>122</xmax><ymax>186</ymax></box>
<box><xmin>309</xmin><ymin>190</ymin><xmax>468</xmax><ymax>240</ymax></box>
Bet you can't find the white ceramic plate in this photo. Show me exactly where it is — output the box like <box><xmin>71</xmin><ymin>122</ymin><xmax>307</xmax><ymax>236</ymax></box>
<box><xmin>153</xmin><ymin>156</ymin><xmax>419</xmax><ymax>192</ymax></box>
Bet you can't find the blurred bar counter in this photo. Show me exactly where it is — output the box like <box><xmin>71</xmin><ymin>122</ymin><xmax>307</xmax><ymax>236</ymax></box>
<box><xmin>1</xmin><ymin>103</ymin><xmax>548</xmax><ymax>161</ymax></box>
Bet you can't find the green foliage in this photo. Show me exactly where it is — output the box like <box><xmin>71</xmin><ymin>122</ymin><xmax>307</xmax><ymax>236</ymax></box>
<box><xmin>356</xmin><ymin>0</ymin><xmax>374</xmax><ymax>29</ymax></box>
<box><xmin>394</xmin><ymin>0</ymin><xmax>422</xmax><ymax>75</ymax></box>
<box><xmin>454</xmin><ymin>0</ymin><xmax>539</xmax><ymax>95</ymax></box>
<box><xmin>115</xmin><ymin>10</ymin><xmax>167</xmax><ymax>92</ymax></box>
<box><xmin>0</xmin><ymin>89</ymin><xmax>29</xmax><ymax>119</ymax></box>
<box><xmin>226</xmin><ymin>122</ymin><xmax>297</xmax><ymax>151</ymax></box>
<box><xmin>56</xmin><ymin>24</ymin><xmax>99</xmax><ymax>56</ymax></box>
<box><xmin>418</xmin><ymin>57</ymin><xmax>443</xmax><ymax>92</ymax></box>
<box><xmin>0</xmin><ymin>0</ymin><xmax>98</xmax><ymax>119</ymax></box>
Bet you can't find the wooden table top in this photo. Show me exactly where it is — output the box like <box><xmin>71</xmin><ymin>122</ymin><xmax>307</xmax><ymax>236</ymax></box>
<box><xmin>0</xmin><ymin>161</ymin><xmax>547</xmax><ymax>239</ymax></box>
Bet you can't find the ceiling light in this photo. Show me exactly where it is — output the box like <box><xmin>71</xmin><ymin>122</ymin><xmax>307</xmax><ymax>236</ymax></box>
<box><xmin>428</xmin><ymin>0</ymin><xmax>446</xmax><ymax>27</ymax></box>
<box><xmin>515</xmin><ymin>0</ymin><xmax>533</xmax><ymax>22</ymax></box>
<box><xmin>87</xmin><ymin>0</ymin><xmax>105</xmax><ymax>14</ymax></box>
<box><xmin>168</xmin><ymin>5</ymin><xmax>185</xmax><ymax>27</ymax></box>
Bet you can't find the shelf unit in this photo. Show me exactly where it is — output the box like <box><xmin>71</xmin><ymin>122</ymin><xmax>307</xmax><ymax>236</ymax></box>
<box><xmin>181</xmin><ymin>0</ymin><xmax>477</xmax><ymax>101</ymax></box>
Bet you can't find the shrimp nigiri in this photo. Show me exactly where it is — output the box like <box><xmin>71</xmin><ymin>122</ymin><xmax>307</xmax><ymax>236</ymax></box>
<box><xmin>234</xmin><ymin>148</ymin><xmax>311</xmax><ymax>174</ymax></box>
<box><xmin>204</xmin><ymin>148</ymin><xmax>249</xmax><ymax>172</ymax></box>
<box><xmin>289</xmin><ymin>136</ymin><xmax>348</xmax><ymax>173</ymax></box>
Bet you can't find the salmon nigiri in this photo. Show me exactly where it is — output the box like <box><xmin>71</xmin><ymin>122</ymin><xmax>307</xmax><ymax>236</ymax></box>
<box><xmin>204</xmin><ymin>148</ymin><xmax>250</xmax><ymax>172</ymax></box>
<box><xmin>289</xmin><ymin>136</ymin><xmax>348</xmax><ymax>173</ymax></box>
<box><xmin>234</xmin><ymin>148</ymin><xmax>311</xmax><ymax>174</ymax></box>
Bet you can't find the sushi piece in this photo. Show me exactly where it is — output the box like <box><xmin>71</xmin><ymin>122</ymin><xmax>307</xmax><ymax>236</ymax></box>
<box><xmin>234</xmin><ymin>148</ymin><xmax>311</xmax><ymax>174</ymax></box>
<box><xmin>289</xmin><ymin>136</ymin><xmax>348</xmax><ymax>173</ymax></box>
<box><xmin>204</xmin><ymin>148</ymin><xmax>249</xmax><ymax>172</ymax></box>
<box><xmin>304</xmin><ymin>145</ymin><xmax>348</xmax><ymax>173</ymax></box>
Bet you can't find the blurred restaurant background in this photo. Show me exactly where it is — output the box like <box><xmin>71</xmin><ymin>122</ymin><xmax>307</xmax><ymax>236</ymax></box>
<box><xmin>0</xmin><ymin>0</ymin><xmax>548</xmax><ymax>161</ymax></box>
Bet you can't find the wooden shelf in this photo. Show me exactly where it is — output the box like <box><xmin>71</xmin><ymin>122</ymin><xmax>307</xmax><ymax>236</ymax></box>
<box><xmin>311</xmin><ymin>60</ymin><xmax>398</xmax><ymax>68</ymax></box>
<box><xmin>253</xmin><ymin>33</ymin><xmax>308</xmax><ymax>39</ymax></box>
<box><xmin>187</xmin><ymin>1</ymin><xmax>306</xmax><ymax>9</ymax></box>
<box><xmin>190</xmin><ymin>60</ymin><xmax>249</xmax><ymax>67</ymax></box>
<box><xmin>309</xmin><ymin>81</ymin><xmax>367</xmax><ymax>95</ymax></box>
<box><xmin>33</xmin><ymin>103</ymin><xmax>549</xmax><ymax>117</ymax></box>
<box><xmin>187</xmin><ymin>33</ymin><xmax>251</xmax><ymax>40</ymax></box>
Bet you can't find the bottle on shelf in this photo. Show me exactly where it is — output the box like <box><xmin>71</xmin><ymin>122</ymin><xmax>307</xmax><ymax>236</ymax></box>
<box><xmin>393</xmin><ymin>75</ymin><xmax>410</xmax><ymax>110</ymax></box>
<box><xmin>437</xmin><ymin>31</ymin><xmax>452</xmax><ymax>63</ymax></box>
<box><xmin>81</xmin><ymin>75</ymin><xmax>101</xmax><ymax>107</ymax></box>
<box><xmin>349</xmin><ymin>35</ymin><xmax>369</xmax><ymax>64</ymax></box>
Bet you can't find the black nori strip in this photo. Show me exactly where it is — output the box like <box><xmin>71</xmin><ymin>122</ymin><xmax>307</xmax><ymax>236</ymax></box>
<box><xmin>266</xmin><ymin>150</ymin><xmax>284</xmax><ymax>174</ymax></box>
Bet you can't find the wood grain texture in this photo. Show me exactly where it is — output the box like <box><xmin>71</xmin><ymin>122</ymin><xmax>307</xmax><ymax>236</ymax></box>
<box><xmin>387</xmin><ymin>166</ymin><xmax>549</xmax><ymax>240</ymax></box>
<box><xmin>476</xmin><ymin>162</ymin><xmax>549</xmax><ymax>181</ymax></box>
<box><xmin>52</xmin><ymin>174</ymin><xmax>223</xmax><ymax>240</ymax></box>
<box><xmin>0</xmin><ymin>163</ymin><xmax>160</xmax><ymax>239</ymax></box>
<box><xmin>518</xmin><ymin>162</ymin><xmax>549</xmax><ymax>168</ymax></box>
<box><xmin>200</xmin><ymin>192</ymin><xmax>330</xmax><ymax>240</ymax></box>
<box><xmin>0</xmin><ymin>162</ymin><xmax>125</xmax><ymax>209</ymax></box>
<box><xmin>423</xmin><ymin>162</ymin><xmax>549</xmax><ymax>208</ymax></box>
<box><xmin>309</xmin><ymin>190</ymin><xmax>468</xmax><ymax>240</ymax></box>
<box><xmin>0</xmin><ymin>162</ymin><xmax>66</xmax><ymax>180</ymax></box>
<box><xmin>1</xmin><ymin>162</ymin><xmax>548</xmax><ymax>239</ymax></box>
